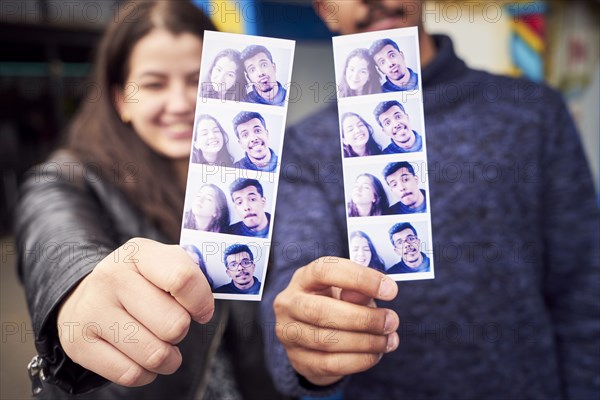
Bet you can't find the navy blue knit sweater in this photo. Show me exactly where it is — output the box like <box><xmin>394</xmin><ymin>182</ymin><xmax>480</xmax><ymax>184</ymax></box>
<box><xmin>261</xmin><ymin>35</ymin><xmax>600</xmax><ymax>399</ymax></box>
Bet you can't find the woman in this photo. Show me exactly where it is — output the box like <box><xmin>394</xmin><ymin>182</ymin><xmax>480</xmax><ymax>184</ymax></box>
<box><xmin>183</xmin><ymin>183</ymin><xmax>229</xmax><ymax>232</ymax></box>
<box><xmin>338</xmin><ymin>48</ymin><xmax>381</xmax><ymax>98</ymax></box>
<box><xmin>181</xmin><ymin>244</ymin><xmax>215</xmax><ymax>289</ymax></box>
<box><xmin>349</xmin><ymin>231</ymin><xmax>386</xmax><ymax>272</ymax></box>
<box><xmin>191</xmin><ymin>114</ymin><xmax>234</xmax><ymax>166</ymax></box>
<box><xmin>201</xmin><ymin>48</ymin><xmax>246</xmax><ymax>101</ymax></box>
<box><xmin>347</xmin><ymin>173</ymin><xmax>388</xmax><ymax>217</ymax></box>
<box><xmin>16</xmin><ymin>2</ymin><xmax>278</xmax><ymax>398</ymax></box>
<box><xmin>341</xmin><ymin>112</ymin><xmax>382</xmax><ymax>157</ymax></box>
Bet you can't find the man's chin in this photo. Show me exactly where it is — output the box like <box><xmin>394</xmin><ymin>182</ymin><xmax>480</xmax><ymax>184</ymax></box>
<box><xmin>235</xmin><ymin>277</ymin><xmax>252</xmax><ymax>286</ymax></box>
<box><xmin>361</xmin><ymin>17</ymin><xmax>407</xmax><ymax>33</ymax></box>
<box><xmin>243</xmin><ymin>221</ymin><xmax>259</xmax><ymax>230</ymax></box>
<box><xmin>259</xmin><ymin>84</ymin><xmax>275</xmax><ymax>93</ymax></box>
<box><xmin>249</xmin><ymin>152</ymin><xmax>268</xmax><ymax>160</ymax></box>
<box><xmin>394</xmin><ymin>139</ymin><xmax>413</xmax><ymax>149</ymax></box>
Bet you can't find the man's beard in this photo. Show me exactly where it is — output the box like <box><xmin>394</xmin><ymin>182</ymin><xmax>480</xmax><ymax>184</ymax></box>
<box><xmin>355</xmin><ymin>2</ymin><xmax>407</xmax><ymax>31</ymax></box>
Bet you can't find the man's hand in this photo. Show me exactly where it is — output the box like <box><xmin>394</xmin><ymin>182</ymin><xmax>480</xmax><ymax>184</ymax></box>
<box><xmin>57</xmin><ymin>238</ymin><xmax>214</xmax><ymax>386</ymax></box>
<box><xmin>273</xmin><ymin>257</ymin><xmax>399</xmax><ymax>386</ymax></box>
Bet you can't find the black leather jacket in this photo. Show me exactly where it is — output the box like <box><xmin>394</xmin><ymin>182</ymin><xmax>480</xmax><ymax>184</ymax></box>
<box><xmin>15</xmin><ymin>152</ymin><xmax>281</xmax><ymax>399</ymax></box>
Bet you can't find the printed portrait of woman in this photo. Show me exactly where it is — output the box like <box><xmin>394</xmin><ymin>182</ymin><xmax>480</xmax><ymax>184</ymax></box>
<box><xmin>201</xmin><ymin>48</ymin><xmax>246</xmax><ymax>101</ymax></box>
<box><xmin>349</xmin><ymin>231</ymin><xmax>386</xmax><ymax>272</ymax></box>
<box><xmin>338</xmin><ymin>48</ymin><xmax>381</xmax><ymax>98</ymax></box>
<box><xmin>191</xmin><ymin>114</ymin><xmax>234</xmax><ymax>167</ymax></box>
<box><xmin>181</xmin><ymin>244</ymin><xmax>215</xmax><ymax>289</ymax></box>
<box><xmin>347</xmin><ymin>173</ymin><xmax>388</xmax><ymax>217</ymax></box>
<box><xmin>183</xmin><ymin>183</ymin><xmax>230</xmax><ymax>233</ymax></box>
<box><xmin>341</xmin><ymin>112</ymin><xmax>382</xmax><ymax>158</ymax></box>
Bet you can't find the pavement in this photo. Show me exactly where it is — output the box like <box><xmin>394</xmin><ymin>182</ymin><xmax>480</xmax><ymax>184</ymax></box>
<box><xmin>1</xmin><ymin>236</ymin><xmax>35</xmax><ymax>400</ymax></box>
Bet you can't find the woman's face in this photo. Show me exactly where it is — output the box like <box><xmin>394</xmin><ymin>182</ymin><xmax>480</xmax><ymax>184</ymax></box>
<box><xmin>116</xmin><ymin>29</ymin><xmax>202</xmax><ymax>159</ymax></box>
<box><xmin>349</xmin><ymin>235</ymin><xmax>372</xmax><ymax>267</ymax></box>
<box><xmin>342</xmin><ymin>115</ymin><xmax>369</xmax><ymax>149</ymax></box>
<box><xmin>192</xmin><ymin>186</ymin><xmax>219</xmax><ymax>219</ymax></box>
<box><xmin>210</xmin><ymin>55</ymin><xmax>238</xmax><ymax>93</ymax></box>
<box><xmin>345</xmin><ymin>55</ymin><xmax>370</xmax><ymax>92</ymax></box>
<box><xmin>194</xmin><ymin>118</ymin><xmax>224</xmax><ymax>155</ymax></box>
<box><xmin>351</xmin><ymin>175</ymin><xmax>376</xmax><ymax>206</ymax></box>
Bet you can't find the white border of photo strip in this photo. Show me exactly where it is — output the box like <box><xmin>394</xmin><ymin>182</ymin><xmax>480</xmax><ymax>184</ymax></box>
<box><xmin>180</xmin><ymin>31</ymin><xmax>295</xmax><ymax>300</ymax></box>
<box><xmin>333</xmin><ymin>26</ymin><xmax>434</xmax><ymax>281</ymax></box>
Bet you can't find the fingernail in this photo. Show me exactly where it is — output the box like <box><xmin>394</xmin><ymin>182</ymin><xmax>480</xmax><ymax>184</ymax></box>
<box><xmin>197</xmin><ymin>311</ymin><xmax>213</xmax><ymax>324</ymax></box>
<box><xmin>378</xmin><ymin>278</ymin><xmax>396</xmax><ymax>298</ymax></box>
<box><xmin>386</xmin><ymin>333</ymin><xmax>398</xmax><ymax>352</ymax></box>
<box><xmin>383</xmin><ymin>309</ymin><xmax>395</xmax><ymax>334</ymax></box>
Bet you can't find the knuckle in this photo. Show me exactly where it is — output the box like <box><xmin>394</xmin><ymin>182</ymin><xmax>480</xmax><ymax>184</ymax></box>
<box><xmin>353</xmin><ymin>267</ymin><xmax>371</xmax><ymax>289</ymax></box>
<box><xmin>311</xmin><ymin>333</ymin><xmax>333</xmax><ymax>351</ymax></box>
<box><xmin>274</xmin><ymin>288</ymin><xmax>301</xmax><ymax>320</ymax></box>
<box><xmin>144</xmin><ymin>343</ymin><xmax>171</xmax><ymax>370</ymax></box>
<box><xmin>118</xmin><ymin>364</ymin><xmax>147</xmax><ymax>387</ymax></box>
<box><xmin>60</xmin><ymin>330</ymin><xmax>93</xmax><ymax>362</ymax></box>
<box><xmin>163</xmin><ymin>311</ymin><xmax>191</xmax><ymax>343</ymax></box>
<box><xmin>319</xmin><ymin>354</ymin><xmax>342</xmax><ymax>376</ymax></box>
<box><xmin>354</xmin><ymin>266</ymin><xmax>380</xmax><ymax>295</ymax></box>
<box><xmin>359</xmin><ymin>308</ymin><xmax>384</xmax><ymax>332</ymax></box>
<box><xmin>275</xmin><ymin>319</ymin><xmax>302</xmax><ymax>347</ymax></box>
<box><xmin>94</xmin><ymin>258</ymin><xmax>120</xmax><ymax>281</ymax></box>
<box><xmin>299</xmin><ymin>296</ymin><xmax>326</xmax><ymax>325</ymax></box>
<box><xmin>275</xmin><ymin>325</ymin><xmax>287</xmax><ymax>344</ymax></box>
<box><xmin>309</xmin><ymin>257</ymin><xmax>333</xmax><ymax>281</ymax></box>
<box><xmin>167</xmin><ymin>266</ymin><xmax>196</xmax><ymax>296</ymax></box>
<box><xmin>356</xmin><ymin>309</ymin><xmax>375</xmax><ymax>331</ymax></box>
<box><xmin>357</xmin><ymin>353</ymin><xmax>380</xmax><ymax>372</ymax></box>
<box><xmin>290</xmin><ymin>267</ymin><xmax>305</xmax><ymax>284</ymax></box>
<box><xmin>365</xmin><ymin>333</ymin><xmax>384</xmax><ymax>352</ymax></box>
<box><xmin>273</xmin><ymin>292</ymin><xmax>289</xmax><ymax>319</ymax></box>
<box><xmin>194</xmin><ymin>297</ymin><xmax>215</xmax><ymax>321</ymax></box>
<box><xmin>127</xmin><ymin>237</ymin><xmax>147</xmax><ymax>247</ymax></box>
<box><xmin>287</xmin><ymin>348</ymin><xmax>308</xmax><ymax>372</ymax></box>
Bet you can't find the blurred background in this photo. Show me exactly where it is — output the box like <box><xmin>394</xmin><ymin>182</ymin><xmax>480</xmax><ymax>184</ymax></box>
<box><xmin>1</xmin><ymin>0</ymin><xmax>598</xmax><ymax>398</ymax></box>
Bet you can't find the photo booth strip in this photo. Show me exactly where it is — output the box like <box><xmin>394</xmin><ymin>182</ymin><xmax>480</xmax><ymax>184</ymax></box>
<box><xmin>332</xmin><ymin>26</ymin><xmax>435</xmax><ymax>281</ymax></box>
<box><xmin>180</xmin><ymin>31</ymin><xmax>295</xmax><ymax>301</ymax></box>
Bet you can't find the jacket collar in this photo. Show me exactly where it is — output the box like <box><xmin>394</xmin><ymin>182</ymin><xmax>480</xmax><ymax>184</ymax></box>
<box><xmin>422</xmin><ymin>34</ymin><xmax>468</xmax><ymax>88</ymax></box>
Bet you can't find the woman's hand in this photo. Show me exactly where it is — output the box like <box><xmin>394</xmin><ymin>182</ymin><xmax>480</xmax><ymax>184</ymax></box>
<box><xmin>57</xmin><ymin>238</ymin><xmax>214</xmax><ymax>386</ymax></box>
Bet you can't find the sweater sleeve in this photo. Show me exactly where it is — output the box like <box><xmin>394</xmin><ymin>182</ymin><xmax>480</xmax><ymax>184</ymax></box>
<box><xmin>15</xmin><ymin>153</ymin><xmax>116</xmax><ymax>395</ymax></box>
<box><xmin>540</xmin><ymin>92</ymin><xmax>600</xmax><ymax>399</ymax></box>
<box><xmin>260</xmin><ymin>114</ymin><xmax>349</xmax><ymax>397</ymax></box>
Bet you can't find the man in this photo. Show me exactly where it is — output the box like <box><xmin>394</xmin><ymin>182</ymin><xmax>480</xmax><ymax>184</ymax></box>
<box><xmin>262</xmin><ymin>1</ymin><xmax>599</xmax><ymax>399</ymax></box>
<box><xmin>369</xmin><ymin>37</ymin><xmax>419</xmax><ymax>91</ymax></box>
<box><xmin>386</xmin><ymin>222</ymin><xmax>430</xmax><ymax>274</ymax></box>
<box><xmin>228</xmin><ymin>178</ymin><xmax>270</xmax><ymax>238</ymax></box>
<box><xmin>383</xmin><ymin>161</ymin><xmax>426</xmax><ymax>214</ymax></box>
<box><xmin>232</xmin><ymin>111</ymin><xmax>279</xmax><ymax>172</ymax></box>
<box><xmin>374</xmin><ymin>100</ymin><xmax>422</xmax><ymax>153</ymax></box>
<box><xmin>240</xmin><ymin>45</ymin><xmax>287</xmax><ymax>106</ymax></box>
<box><xmin>214</xmin><ymin>244</ymin><xmax>262</xmax><ymax>294</ymax></box>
